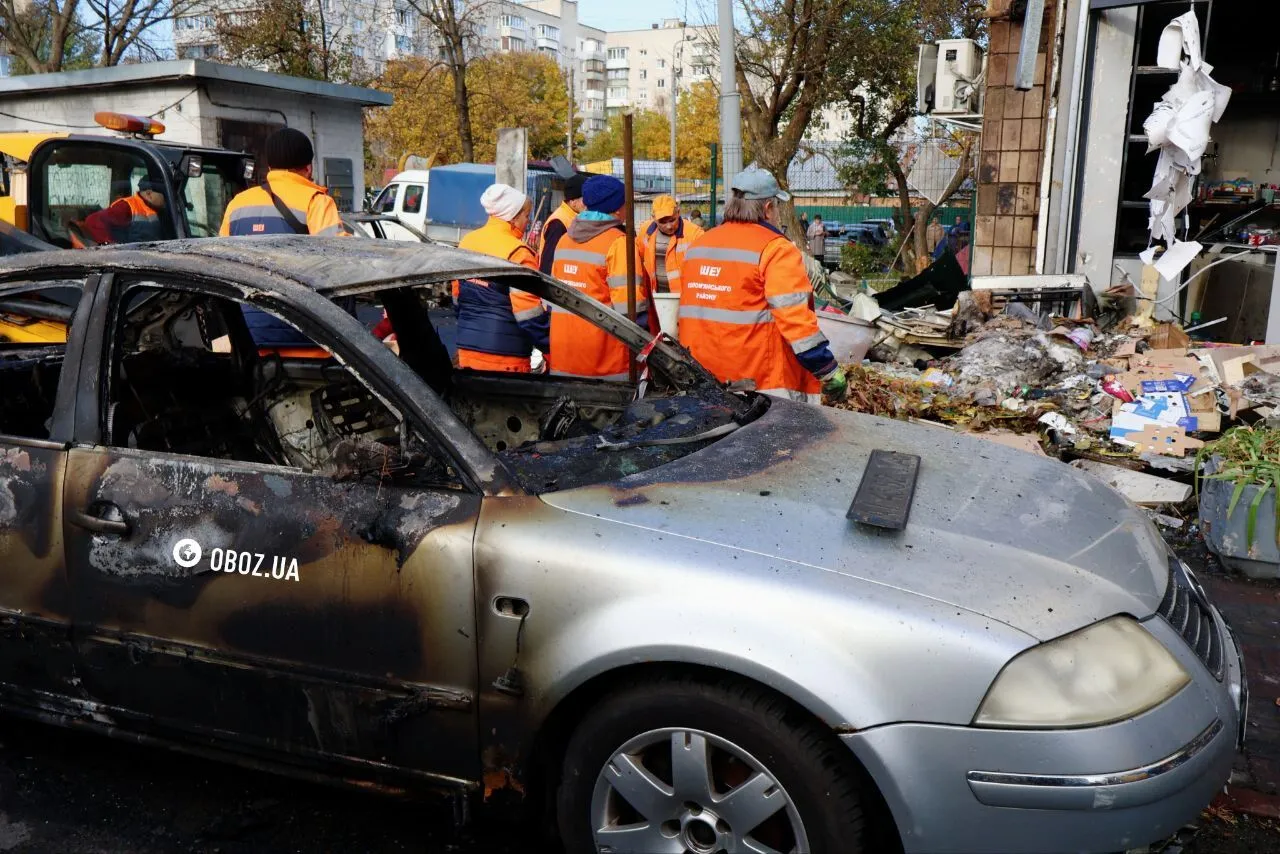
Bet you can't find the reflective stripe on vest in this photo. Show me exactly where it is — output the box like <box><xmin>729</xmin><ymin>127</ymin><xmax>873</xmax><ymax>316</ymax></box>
<box><xmin>550</xmin><ymin>226</ymin><xmax>634</xmax><ymax>379</ymax></box>
<box><xmin>677</xmin><ymin>222</ymin><xmax>822</xmax><ymax>398</ymax></box>
<box><xmin>453</xmin><ymin>218</ymin><xmax>539</xmax><ymax>358</ymax></box>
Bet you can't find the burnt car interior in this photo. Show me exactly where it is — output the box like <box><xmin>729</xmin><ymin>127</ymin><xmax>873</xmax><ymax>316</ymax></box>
<box><xmin>6</xmin><ymin>270</ymin><xmax>763</xmax><ymax>495</ymax></box>
<box><xmin>0</xmin><ymin>283</ymin><xmax>79</xmax><ymax>440</ymax></box>
<box><xmin>102</xmin><ymin>283</ymin><xmax>465</xmax><ymax>491</ymax></box>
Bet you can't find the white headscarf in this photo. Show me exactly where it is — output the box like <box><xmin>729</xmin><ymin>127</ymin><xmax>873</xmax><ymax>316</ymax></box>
<box><xmin>480</xmin><ymin>183</ymin><xmax>528</xmax><ymax>222</ymax></box>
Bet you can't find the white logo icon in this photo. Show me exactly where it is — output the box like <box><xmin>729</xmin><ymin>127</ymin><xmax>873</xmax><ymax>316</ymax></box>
<box><xmin>172</xmin><ymin>538</ymin><xmax>203</xmax><ymax>569</ymax></box>
<box><xmin>563</xmin><ymin>264</ymin><xmax>578</xmax><ymax>274</ymax></box>
<box><xmin>699</xmin><ymin>265</ymin><xmax>722</xmax><ymax>277</ymax></box>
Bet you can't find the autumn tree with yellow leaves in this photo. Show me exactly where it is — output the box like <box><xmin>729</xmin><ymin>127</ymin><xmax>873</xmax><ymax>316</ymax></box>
<box><xmin>577</xmin><ymin>81</ymin><xmax>730</xmax><ymax>177</ymax></box>
<box><xmin>366</xmin><ymin>51</ymin><xmax>576</xmax><ymax>177</ymax></box>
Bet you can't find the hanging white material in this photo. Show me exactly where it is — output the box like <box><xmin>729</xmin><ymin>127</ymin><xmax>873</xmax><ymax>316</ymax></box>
<box><xmin>1142</xmin><ymin>11</ymin><xmax>1231</xmax><ymax>282</ymax></box>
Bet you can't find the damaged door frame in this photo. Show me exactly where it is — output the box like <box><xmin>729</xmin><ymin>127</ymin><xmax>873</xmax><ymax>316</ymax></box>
<box><xmin>53</xmin><ymin>268</ymin><xmax>489</xmax><ymax>788</ymax></box>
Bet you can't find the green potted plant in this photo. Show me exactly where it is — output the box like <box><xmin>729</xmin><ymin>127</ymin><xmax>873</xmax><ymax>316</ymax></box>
<box><xmin>1196</xmin><ymin>425</ymin><xmax>1280</xmax><ymax>578</ymax></box>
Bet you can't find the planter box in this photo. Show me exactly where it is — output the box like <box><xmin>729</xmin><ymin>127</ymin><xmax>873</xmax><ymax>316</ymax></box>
<box><xmin>1200</xmin><ymin>461</ymin><xmax>1280</xmax><ymax>578</ymax></box>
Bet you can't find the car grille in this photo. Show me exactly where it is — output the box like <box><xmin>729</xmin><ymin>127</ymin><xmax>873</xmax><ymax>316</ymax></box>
<box><xmin>1158</xmin><ymin>556</ymin><xmax>1225</xmax><ymax>681</ymax></box>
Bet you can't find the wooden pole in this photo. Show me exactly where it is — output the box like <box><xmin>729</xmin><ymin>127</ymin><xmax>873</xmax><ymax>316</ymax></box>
<box><xmin>624</xmin><ymin>111</ymin><xmax>638</xmax><ymax>384</ymax></box>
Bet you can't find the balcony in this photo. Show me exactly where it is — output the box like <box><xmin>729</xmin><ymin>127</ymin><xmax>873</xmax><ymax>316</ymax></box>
<box><xmin>606</xmin><ymin>56</ymin><xmax>630</xmax><ymax>71</ymax></box>
<box><xmin>535</xmin><ymin>35</ymin><xmax>559</xmax><ymax>50</ymax></box>
<box><xmin>499</xmin><ymin>24</ymin><xmax>526</xmax><ymax>38</ymax></box>
<box><xmin>580</xmin><ymin>46</ymin><xmax>605</xmax><ymax>62</ymax></box>
<box><xmin>582</xmin><ymin>58</ymin><xmax>605</xmax><ymax>75</ymax></box>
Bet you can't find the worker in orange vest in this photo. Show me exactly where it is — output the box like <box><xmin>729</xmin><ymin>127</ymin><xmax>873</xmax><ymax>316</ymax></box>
<box><xmin>78</xmin><ymin>178</ymin><xmax>166</xmax><ymax>245</ymax></box>
<box><xmin>538</xmin><ymin>172</ymin><xmax>588</xmax><ymax>274</ymax></box>
<box><xmin>638</xmin><ymin>194</ymin><xmax>703</xmax><ymax>295</ymax></box>
<box><xmin>549</xmin><ymin>175</ymin><xmax>651</xmax><ymax>380</ymax></box>
<box><xmin>678</xmin><ymin>167</ymin><xmax>847</xmax><ymax>404</ymax></box>
<box><xmin>451</xmin><ymin>183</ymin><xmax>549</xmax><ymax>372</ymax></box>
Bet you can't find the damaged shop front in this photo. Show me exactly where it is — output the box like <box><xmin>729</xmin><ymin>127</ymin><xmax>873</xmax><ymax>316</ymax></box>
<box><xmin>1032</xmin><ymin>0</ymin><xmax>1280</xmax><ymax>344</ymax></box>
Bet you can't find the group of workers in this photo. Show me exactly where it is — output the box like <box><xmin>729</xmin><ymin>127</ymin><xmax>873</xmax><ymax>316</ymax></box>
<box><xmin>148</xmin><ymin>126</ymin><xmax>846</xmax><ymax>405</ymax></box>
<box><xmin>450</xmin><ymin>165</ymin><xmax>847</xmax><ymax>403</ymax></box>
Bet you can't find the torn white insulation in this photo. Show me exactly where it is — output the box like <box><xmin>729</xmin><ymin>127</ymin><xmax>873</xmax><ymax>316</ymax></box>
<box><xmin>1141</xmin><ymin>11</ymin><xmax>1232</xmax><ymax>281</ymax></box>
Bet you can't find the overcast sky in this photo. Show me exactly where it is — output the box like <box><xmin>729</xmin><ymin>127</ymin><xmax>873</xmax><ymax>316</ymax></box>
<box><xmin>575</xmin><ymin>0</ymin><xmax>721</xmax><ymax>31</ymax></box>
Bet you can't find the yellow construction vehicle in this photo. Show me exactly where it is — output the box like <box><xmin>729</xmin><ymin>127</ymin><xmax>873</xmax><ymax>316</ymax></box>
<box><xmin>0</xmin><ymin>111</ymin><xmax>255</xmax><ymax>342</ymax></box>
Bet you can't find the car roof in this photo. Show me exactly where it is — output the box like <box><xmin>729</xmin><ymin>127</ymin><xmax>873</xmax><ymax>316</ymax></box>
<box><xmin>0</xmin><ymin>236</ymin><xmax>529</xmax><ymax>295</ymax></box>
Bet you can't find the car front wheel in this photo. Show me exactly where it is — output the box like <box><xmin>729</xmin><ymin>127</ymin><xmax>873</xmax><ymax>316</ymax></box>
<box><xmin>557</xmin><ymin>676</ymin><xmax>866</xmax><ymax>853</ymax></box>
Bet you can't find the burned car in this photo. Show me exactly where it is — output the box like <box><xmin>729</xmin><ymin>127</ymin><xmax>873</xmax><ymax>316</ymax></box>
<box><xmin>0</xmin><ymin>237</ymin><xmax>1245</xmax><ymax>854</ymax></box>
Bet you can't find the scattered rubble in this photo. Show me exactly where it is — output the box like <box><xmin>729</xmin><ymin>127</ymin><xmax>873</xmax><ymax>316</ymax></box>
<box><xmin>819</xmin><ymin>267</ymin><xmax>1280</xmax><ymax>570</ymax></box>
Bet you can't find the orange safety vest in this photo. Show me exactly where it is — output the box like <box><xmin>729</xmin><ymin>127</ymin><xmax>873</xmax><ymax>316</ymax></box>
<box><xmin>550</xmin><ymin>223</ymin><xmax>649</xmax><ymax>380</ymax></box>
<box><xmin>678</xmin><ymin>222</ymin><xmax>828</xmax><ymax>401</ymax></box>
<box><xmin>537</xmin><ymin>202</ymin><xmax>578</xmax><ymax>269</ymax></box>
<box><xmin>453</xmin><ymin>217</ymin><xmax>544</xmax><ymax>372</ymax></box>
<box><xmin>640</xmin><ymin>216</ymin><xmax>704</xmax><ymax>295</ymax></box>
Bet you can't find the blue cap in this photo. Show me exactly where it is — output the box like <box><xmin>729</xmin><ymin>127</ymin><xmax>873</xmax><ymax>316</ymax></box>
<box><xmin>583</xmin><ymin>175</ymin><xmax>625</xmax><ymax>214</ymax></box>
<box><xmin>730</xmin><ymin>166</ymin><xmax>791</xmax><ymax>202</ymax></box>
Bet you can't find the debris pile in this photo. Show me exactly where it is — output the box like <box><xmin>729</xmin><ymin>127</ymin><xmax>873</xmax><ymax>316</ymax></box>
<box><xmin>818</xmin><ymin>265</ymin><xmax>1280</xmax><ymax>569</ymax></box>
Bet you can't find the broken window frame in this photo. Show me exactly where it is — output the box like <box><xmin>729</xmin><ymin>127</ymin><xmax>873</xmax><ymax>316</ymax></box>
<box><xmin>91</xmin><ymin>274</ymin><xmax>475</xmax><ymax>493</ymax></box>
<box><xmin>0</xmin><ymin>278</ymin><xmax>88</xmax><ymax>443</ymax></box>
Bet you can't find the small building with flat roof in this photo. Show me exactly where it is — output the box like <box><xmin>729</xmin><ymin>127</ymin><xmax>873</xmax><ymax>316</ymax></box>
<box><xmin>0</xmin><ymin>60</ymin><xmax>391</xmax><ymax>210</ymax></box>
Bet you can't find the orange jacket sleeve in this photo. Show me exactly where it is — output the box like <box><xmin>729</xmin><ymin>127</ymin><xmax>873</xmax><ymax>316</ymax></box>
<box><xmin>507</xmin><ymin>243</ymin><xmax>546</xmax><ymax>320</ymax></box>
<box><xmin>760</xmin><ymin>238</ymin><xmax>827</xmax><ymax>355</ymax></box>
<box><xmin>306</xmin><ymin>193</ymin><xmax>349</xmax><ymax>237</ymax></box>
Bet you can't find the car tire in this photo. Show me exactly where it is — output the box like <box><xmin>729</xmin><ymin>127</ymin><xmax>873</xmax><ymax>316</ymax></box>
<box><xmin>557</xmin><ymin>675</ymin><xmax>866</xmax><ymax>854</ymax></box>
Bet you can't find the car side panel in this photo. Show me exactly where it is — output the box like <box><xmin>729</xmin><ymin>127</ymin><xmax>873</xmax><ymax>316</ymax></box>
<box><xmin>472</xmin><ymin>495</ymin><xmax>1033</xmax><ymax>785</ymax></box>
<box><xmin>0</xmin><ymin>438</ymin><xmax>78</xmax><ymax>700</ymax></box>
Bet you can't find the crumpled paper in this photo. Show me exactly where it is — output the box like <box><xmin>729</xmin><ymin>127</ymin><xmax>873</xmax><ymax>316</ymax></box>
<box><xmin>1142</xmin><ymin>11</ymin><xmax>1231</xmax><ymax>281</ymax></box>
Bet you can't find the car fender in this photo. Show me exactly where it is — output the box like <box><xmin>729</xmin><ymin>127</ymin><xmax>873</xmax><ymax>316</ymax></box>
<box><xmin>474</xmin><ymin>497</ymin><xmax>1035</xmax><ymax>762</ymax></box>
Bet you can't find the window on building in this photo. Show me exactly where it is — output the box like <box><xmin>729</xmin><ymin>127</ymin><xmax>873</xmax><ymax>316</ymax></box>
<box><xmin>353</xmin><ymin>18</ymin><xmax>365</xmax><ymax>32</ymax></box>
<box><xmin>640</xmin><ymin>49</ymin><xmax>647</xmax><ymax>56</ymax></box>
<box><xmin>501</xmin><ymin>36</ymin><xmax>525</xmax><ymax>51</ymax></box>
<box><xmin>658</xmin><ymin>59</ymin><xmax>665</xmax><ymax>68</ymax></box>
<box><xmin>538</xmin><ymin>24</ymin><xmax>559</xmax><ymax>39</ymax></box>
<box><xmin>607</xmin><ymin>47</ymin><xmax>627</xmax><ymax>60</ymax></box>
<box><xmin>637</xmin><ymin>90</ymin><xmax>648</xmax><ymax>101</ymax></box>
<box><xmin>0</xmin><ymin>55</ymin><xmax>10</xmax><ymax>78</ymax></box>
<box><xmin>500</xmin><ymin>14</ymin><xmax>526</xmax><ymax>29</ymax></box>
<box><xmin>639</xmin><ymin>69</ymin><xmax>646</xmax><ymax>80</ymax></box>
<box><xmin>657</xmin><ymin>78</ymin><xmax>665</xmax><ymax>88</ymax></box>
<box><xmin>353</xmin><ymin>45</ymin><xmax>366</xmax><ymax>58</ymax></box>
<box><xmin>397</xmin><ymin>8</ymin><xmax>412</xmax><ymax>28</ymax></box>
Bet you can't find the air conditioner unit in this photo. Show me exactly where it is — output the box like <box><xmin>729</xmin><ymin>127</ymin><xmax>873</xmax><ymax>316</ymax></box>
<box><xmin>916</xmin><ymin>44</ymin><xmax>939</xmax><ymax>115</ymax></box>
<box><xmin>933</xmin><ymin>38</ymin><xmax>984</xmax><ymax>116</ymax></box>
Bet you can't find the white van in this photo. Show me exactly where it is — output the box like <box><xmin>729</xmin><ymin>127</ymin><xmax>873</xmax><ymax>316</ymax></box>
<box><xmin>363</xmin><ymin>170</ymin><xmax>429</xmax><ymax>240</ymax></box>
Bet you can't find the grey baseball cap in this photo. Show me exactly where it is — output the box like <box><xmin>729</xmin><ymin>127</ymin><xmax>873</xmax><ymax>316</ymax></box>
<box><xmin>731</xmin><ymin>166</ymin><xmax>792</xmax><ymax>202</ymax></box>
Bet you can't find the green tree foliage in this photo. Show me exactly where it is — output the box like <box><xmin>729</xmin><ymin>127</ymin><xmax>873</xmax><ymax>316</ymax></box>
<box><xmin>216</xmin><ymin>0</ymin><xmax>363</xmax><ymax>83</ymax></box>
<box><xmin>835</xmin><ymin>0</ymin><xmax>986</xmax><ymax>270</ymax></box>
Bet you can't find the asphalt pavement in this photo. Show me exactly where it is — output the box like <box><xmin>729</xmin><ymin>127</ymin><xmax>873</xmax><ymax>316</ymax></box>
<box><xmin>0</xmin><ymin>713</ymin><xmax>1276</xmax><ymax>853</ymax></box>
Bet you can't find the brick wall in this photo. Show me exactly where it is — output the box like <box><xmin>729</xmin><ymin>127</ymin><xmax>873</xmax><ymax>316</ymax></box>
<box><xmin>972</xmin><ymin>1</ymin><xmax>1056</xmax><ymax>277</ymax></box>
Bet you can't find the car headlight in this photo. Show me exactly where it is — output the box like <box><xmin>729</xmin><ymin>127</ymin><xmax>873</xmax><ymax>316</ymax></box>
<box><xmin>974</xmin><ymin>616</ymin><xmax>1190</xmax><ymax>729</ymax></box>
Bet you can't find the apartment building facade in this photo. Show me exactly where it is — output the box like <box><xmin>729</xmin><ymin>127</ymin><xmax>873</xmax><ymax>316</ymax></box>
<box><xmin>493</xmin><ymin>0</ymin><xmax>608</xmax><ymax>136</ymax></box>
<box><xmin>599</xmin><ymin>18</ymin><xmax>715</xmax><ymax>116</ymax></box>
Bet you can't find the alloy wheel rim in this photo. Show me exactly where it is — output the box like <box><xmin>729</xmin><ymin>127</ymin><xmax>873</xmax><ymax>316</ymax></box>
<box><xmin>589</xmin><ymin>727</ymin><xmax>809</xmax><ymax>854</ymax></box>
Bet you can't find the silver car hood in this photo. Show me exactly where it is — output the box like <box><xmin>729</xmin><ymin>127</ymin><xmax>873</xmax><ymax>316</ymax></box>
<box><xmin>540</xmin><ymin>400</ymin><xmax>1168</xmax><ymax>641</ymax></box>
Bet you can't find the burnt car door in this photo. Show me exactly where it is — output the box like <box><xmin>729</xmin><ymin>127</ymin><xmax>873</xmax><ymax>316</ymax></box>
<box><xmin>60</xmin><ymin>274</ymin><xmax>481</xmax><ymax>783</ymax></box>
<box><xmin>0</xmin><ymin>276</ymin><xmax>91</xmax><ymax>703</ymax></box>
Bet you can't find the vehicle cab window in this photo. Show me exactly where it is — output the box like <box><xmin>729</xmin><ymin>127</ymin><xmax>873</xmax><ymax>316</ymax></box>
<box><xmin>32</xmin><ymin>142</ymin><xmax>176</xmax><ymax>249</ymax></box>
<box><xmin>402</xmin><ymin>185</ymin><xmax>424</xmax><ymax>214</ymax></box>
<box><xmin>372</xmin><ymin>184</ymin><xmax>400</xmax><ymax>214</ymax></box>
<box><xmin>0</xmin><ymin>281</ymin><xmax>82</xmax><ymax>440</ymax></box>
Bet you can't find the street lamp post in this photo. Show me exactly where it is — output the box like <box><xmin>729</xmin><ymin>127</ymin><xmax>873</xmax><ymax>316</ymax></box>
<box><xmin>669</xmin><ymin>32</ymin><xmax>682</xmax><ymax>196</ymax></box>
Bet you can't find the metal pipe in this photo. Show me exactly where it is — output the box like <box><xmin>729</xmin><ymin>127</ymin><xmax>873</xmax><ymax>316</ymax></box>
<box><xmin>709</xmin><ymin>143</ymin><xmax>719</xmax><ymax>225</ymax></box>
<box><xmin>1015</xmin><ymin>0</ymin><xmax>1048</xmax><ymax>90</ymax></box>
<box><xmin>717</xmin><ymin>0</ymin><xmax>742</xmax><ymax>197</ymax></box>
<box><xmin>1036</xmin><ymin>0</ymin><xmax>1069</xmax><ymax>274</ymax></box>
<box><xmin>623</xmin><ymin>111</ymin><xmax>638</xmax><ymax>384</ymax></box>
<box><xmin>670</xmin><ymin>33</ymin><xmax>681</xmax><ymax>196</ymax></box>
<box><xmin>1056</xmin><ymin>0</ymin><xmax>1092</xmax><ymax>274</ymax></box>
